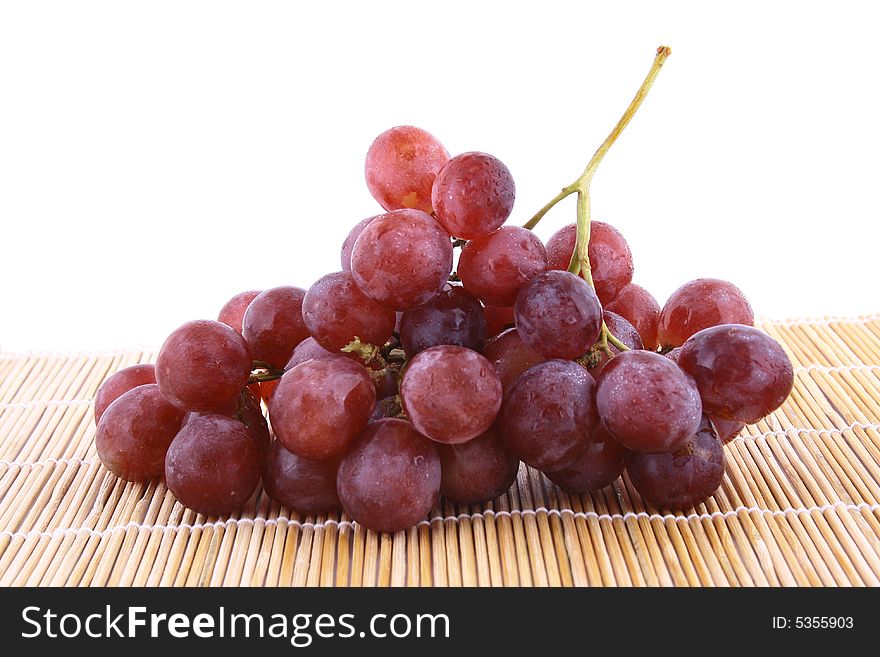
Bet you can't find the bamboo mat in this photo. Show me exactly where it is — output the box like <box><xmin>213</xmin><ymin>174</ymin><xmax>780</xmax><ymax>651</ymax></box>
<box><xmin>1</xmin><ymin>316</ymin><xmax>880</xmax><ymax>587</ymax></box>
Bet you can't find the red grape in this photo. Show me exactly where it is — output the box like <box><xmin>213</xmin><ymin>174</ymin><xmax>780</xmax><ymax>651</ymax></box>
<box><xmin>546</xmin><ymin>423</ymin><xmax>625</xmax><ymax>493</ymax></box>
<box><xmin>677</xmin><ymin>324</ymin><xmax>793</xmax><ymax>423</ymax></box>
<box><xmin>437</xmin><ymin>425</ymin><xmax>520</xmax><ymax>505</ymax></box>
<box><xmin>341</xmin><ymin>215</ymin><xmax>379</xmax><ymax>271</ymax></box>
<box><xmin>365</xmin><ymin>126</ymin><xmax>449</xmax><ymax>214</ymax></box>
<box><xmin>711</xmin><ymin>416</ymin><xmax>745</xmax><ymax>444</ymax></box>
<box><xmin>259</xmin><ymin>379</ymin><xmax>279</xmax><ymax>404</ymax></box>
<box><xmin>625</xmin><ymin>415</ymin><xmax>725</xmax><ymax>509</ymax></box>
<box><xmin>242</xmin><ymin>286</ymin><xmax>309</xmax><ymax>369</ymax></box>
<box><xmin>351</xmin><ymin>209</ymin><xmax>453</xmax><ymax>310</ymax></box>
<box><xmin>263</xmin><ymin>441</ymin><xmax>342</xmax><ymax>514</ymax></box>
<box><xmin>499</xmin><ymin>360</ymin><xmax>599</xmax><ymax>471</ymax></box>
<box><xmin>458</xmin><ymin>226</ymin><xmax>547</xmax><ymax>306</ymax></box>
<box><xmin>337</xmin><ymin>418</ymin><xmax>441</xmax><ymax>533</ymax></box>
<box><xmin>605</xmin><ymin>283</ymin><xmax>661</xmax><ymax>351</ymax></box>
<box><xmin>484</xmin><ymin>305</ymin><xmax>515</xmax><ymax>337</ymax></box>
<box><xmin>182</xmin><ymin>388</ymin><xmax>269</xmax><ymax>456</ymax></box>
<box><xmin>585</xmin><ymin>310</ymin><xmax>644</xmax><ymax>377</ymax></box>
<box><xmin>514</xmin><ymin>270</ymin><xmax>602</xmax><ymax>360</ymax></box>
<box><xmin>96</xmin><ymin>384</ymin><xmax>185</xmax><ymax>481</ymax></box>
<box><xmin>286</xmin><ymin>336</ymin><xmax>349</xmax><ymax>369</ymax></box>
<box><xmin>94</xmin><ymin>363</ymin><xmax>156</xmax><ymax>425</ymax></box>
<box><xmin>399</xmin><ymin>285</ymin><xmax>486</xmax><ymax>357</ymax></box>
<box><xmin>165</xmin><ymin>414</ymin><xmax>261</xmax><ymax>516</ymax></box>
<box><xmin>596</xmin><ymin>350</ymin><xmax>702</xmax><ymax>453</ymax></box>
<box><xmin>302</xmin><ymin>271</ymin><xmax>396</xmax><ymax>352</ymax></box>
<box><xmin>269</xmin><ymin>357</ymin><xmax>375</xmax><ymax>459</ymax></box>
<box><xmin>400</xmin><ymin>345</ymin><xmax>502</xmax><ymax>444</ymax></box>
<box><xmin>156</xmin><ymin>320</ymin><xmax>252</xmax><ymax>413</ymax></box>
<box><xmin>657</xmin><ymin>278</ymin><xmax>754</xmax><ymax>348</ymax></box>
<box><xmin>481</xmin><ymin>328</ymin><xmax>546</xmax><ymax>392</ymax></box>
<box><xmin>545</xmin><ymin>221</ymin><xmax>634</xmax><ymax>305</ymax></box>
<box><xmin>217</xmin><ymin>290</ymin><xmax>261</xmax><ymax>335</ymax></box>
<box><xmin>431</xmin><ymin>152</ymin><xmax>516</xmax><ymax>239</ymax></box>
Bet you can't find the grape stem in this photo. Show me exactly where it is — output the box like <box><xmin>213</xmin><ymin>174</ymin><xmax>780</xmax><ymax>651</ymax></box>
<box><xmin>523</xmin><ymin>45</ymin><xmax>671</xmax><ymax>355</ymax></box>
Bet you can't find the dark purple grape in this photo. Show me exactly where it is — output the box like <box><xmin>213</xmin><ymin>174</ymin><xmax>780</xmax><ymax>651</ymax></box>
<box><xmin>596</xmin><ymin>350</ymin><xmax>702</xmax><ymax>453</ymax></box>
<box><xmin>677</xmin><ymin>324</ymin><xmax>793</xmax><ymax>423</ymax></box>
<box><xmin>545</xmin><ymin>221</ymin><xmax>634</xmax><ymax>305</ymax></box>
<box><xmin>269</xmin><ymin>357</ymin><xmax>375</xmax><ymax>459</ymax></box>
<box><xmin>371</xmin><ymin>368</ymin><xmax>399</xmax><ymax>400</ymax></box>
<box><xmin>437</xmin><ymin>425</ymin><xmax>519</xmax><ymax>505</ymax></box>
<box><xmin>605</xmin><ymin>283</ymin><xmax>661</xmax><ymax>351</ymax></box>
<box><xmin>242</xmin><ymin>286</ymin><xmax>309</xmax><ymax>369</ymax></box>
<box><xmin>546</xmin><ymin>423</ymin><xmax>625</xmax><ymax>493</ymax></box>
<box><xmin>96</xmin><ymin>384</ymin><xmax>185</xmax><ymax>481</ymax></box>
<box><xmin>94</xmin><ymin>363</ymin><xmax>156</xmax><ymax>425</ymax></box>
<box><xmin>481</xmin><ymin>328</ymin><xmax>546</xmax><ymax>392</ymax></box>
<box><xmin>399</xmin><ymin>285</ymin><xmax>486</xmax><ymax>357</ymax></box>
<box><xmin>351</xmin><ymin>209</ymin><xmax>453</xmax><ymax>310</ymax></box>
<box><xmin>458</xmin><ymin>226</ymin><xmax>547</xmax><ymax>306</ymax></box>
<box><xmin>365</xmin><ymin>126</ymin><xmax>449</xmax><ymax>214</ymax></box>
<box><xmin>182</xmin><ymin>388</ymin><xmax>269</xmax><ymax>457</ymax></box>
<box><xmin>302</xmin><ymin>271</ymin><xmax>396</xmax><ymax>352</ymax></box>
<box><xmin>341</xmin><ymin>216</ymin><xmax>379</xmax><ymax>272</ymax></box>
<box><xmin>514</xmin><ymin>270</ymin><xmax>602</xmax><ymax>360</ymax></box>
<box><xmin>263</xmin><ymin>441</ymin><xmax>342</xmax><ymax>514</ymax></box>
<box><xmin>585</xmin><ymin>310</ymin><xmax>644</xmax><ymax>377</ymax></box>
<box><xmin>156</xmin><ymin>320</ymin><xmax>252</xmax><ymax>413</ymax></box>
<box><xmin>399</xmin><ymin>345</ymin><xmax>502</xmax><ymax>444</ymax></box>
<box><xmin>625</xmin><ymin>415</ymin><xmax>725</xmax><ymax>509</ymax></box>
<box><xmin>431</xmin><ymin>151</ymin><xmax>515</xmax><ymax>239</ymax></box>
<box><xmin>658</xmin><ymin>278</ymin><xmax>754</xmax><ymax>348</ymax></box>
<box><xmin>484</xmin><ymin>305</ymin><xmax>515</xmax><ymax>337</ymax></box>
<box><xmin>217</xmin><ymin>290</ymin><xmax>261</xmax><ymax>335</ymax></box>
<box><xmin>165</xmin><ymin>414</ymin><xmax>261</xmax><ymax>516</ymax></box>
<box><xmin>499</xmin><ymin>360</ymin><xmax>599</xmax><ymax>472</ymax></box>
<box><xmin>337</xmin><ymin>418</ymin><xmax>441</xmax><ymax>533</ymax></box>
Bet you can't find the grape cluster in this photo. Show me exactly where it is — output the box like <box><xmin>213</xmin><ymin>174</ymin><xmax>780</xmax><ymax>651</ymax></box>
<box><xmin>93</xmin><ymin>122</ymin><xmax>794</xmax><ymax>533</ymax></box>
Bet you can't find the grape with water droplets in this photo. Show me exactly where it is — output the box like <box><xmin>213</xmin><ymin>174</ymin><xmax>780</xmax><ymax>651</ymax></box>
<box><xmin>94</xmin><ymin>363</ymin><xmax>156</xmax><ymax>425</ymax></box>
<box><xmin>481</xmin><ymin>327</ymin><xmax>546</xmax><ymax>392</ymax></box>
<box><xmin>217</xmin><ymin>290</ymin><xmax>261</xmax><ymax>335</ymax></box>
<box><xmin>437</xmin><ymin>425</ymin><xmax>520</xmax><ymax>505</ymax></box>
<box><xmin>658</xmin><ymin>278</ymin><xmax>754</xmax><ymax>349</ymax></box>
<box><xmin>242</xmin><ymin>286</ymin><xmax>309</xmax><ymax>369</ymax></box>
<box><xmin>605</xmin><ymin>283</ymin><xmax>661</xmax><ymax>351</ymax></box>
<box><xmin>546</xmin><ymin>423</ymin><xmax>625</xmax><ymax>493</ymax></box>
<box><xmin>458</xmin><ymin>226</ymin><xmax>547</xmax><ymax>306</ymax></box>
<box><xmin>399</xmin><ymin>285</ymin><xmax>486</xmax><ymax>358</ymax></box>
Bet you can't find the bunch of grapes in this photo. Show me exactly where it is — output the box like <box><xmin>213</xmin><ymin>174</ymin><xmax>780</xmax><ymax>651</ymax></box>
<box><xmin>93</xmin><ymin>48</ymin><xmax>795</xmax><ymax>533</ymax></box>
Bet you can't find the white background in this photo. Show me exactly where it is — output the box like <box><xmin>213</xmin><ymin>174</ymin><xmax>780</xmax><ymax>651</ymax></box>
<box><xmin>1</xmin><ymin>1</ymin><xmax>878</xmax><ymax>352</ymax></box>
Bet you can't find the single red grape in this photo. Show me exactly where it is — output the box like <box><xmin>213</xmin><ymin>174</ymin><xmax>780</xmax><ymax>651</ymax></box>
<box><xmin>546</xmin><ymin>423</ymin><xmax>625</xmax><ymax>493</ymax></box>
<box><xmin>337</xmin><ymin>418</ymin><xmax>441</xmax><ymax>533</ymax></box>
<box><xmin>605</xmin><ymin>283</ymin><xmax>661</xmax><ymax>351</ymax></box>
<box><xmin>242</xmin><ymin>286</ymin><xmax>309</xmax><ymax>369</ymax></box>
<box><xmin>217</xmin><ymin>290</ymin><xmax>261</xmax><ymax>335</ymax></box>
<box><xmin>399</xmin><ymin>345</ymin><xmax>502</xmax><ymax>444</ymax></box>
<box><xmin>94</xmin><ymin>363</ymin><xmax>156</xmax><ymax>425</ymax></box>
<box><xmin>711</xmin><ymin>416</ymin><xmax>745</xmax><ymax>444</ymax></box>
<box><xmin>658</xmin><ymin>278</ymin><xmax>754</xmax><ymax>348</ymax></box>
<box><xmin>484</xmin><ymin>305</ymin><xmax>515</xmax><ymax>337</ymax></box>
<box><xmin>437</xmin><ymin>425</ymin><xmax>520</xmax><ymax>505</ymax></box>
<box><xmin>399</xmin><ymin>285</ymin><xmax>486</xmax><ymax>357</ymax></box>
<box><xmin>341</xmin><ymin>215</ymin><xmax>379</xmax><ymax>271</ymax></box>
<box><xmin>96</xmin><ymin>384</ymin><xmax>185</xmax><ymax>481</ymax></box>
<box><xmin>596</xmin><ymin>350</ymin><xmax>702</xmax><ymax>453</ymax></box>
<box><xmin>432</xmin><ymin>152</ymin><xmax>516</xmax><ymax>239</ymax></box>
<box><xmin>458</xmin><ymin>226</ymin><xmax>547</xmax><ymax>306</ymax></box>
<box><xmin>481</xmin><ymin>327</ymin><xmax>546</xmax><ymax>392</ymax></box>
<box><xmin>677</xmin><ymin>324</ymin><xmax>793</xmax><ymax>423</ymax></box>
<box><xmin>263</xmin><ymin>441</ymin><xmax>342</xmax><ymax>514</ymax></box>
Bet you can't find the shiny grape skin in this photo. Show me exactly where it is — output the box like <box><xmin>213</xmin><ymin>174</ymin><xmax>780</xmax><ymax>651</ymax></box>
<box><xmin>625</xmin><ymin>415</ymin><xmax>725</xmax><ymax>509</ymax></box>
<box><xmin>262</xmin><ymin>441</ymin><xmax>342</xmax><ymax>514</ymax></box>
<box><xmin>545</xmin><ymin>221</ymin><xmax>634</xmax><ymax>305</ymax></box>
<box><xmin>303</xmin><ymin>271</ymin><xmax>396</xmax><ymax>352</ymax></box>
<box><xmin>431</xmin><ymin>152</ymin><xmax>516</xmax><ymax>239</ymax></box>
<box><xmin>605</xmin><ymin>283</ymin><xmax>661</xmax><ymax>351</ymax></box>
<box><xmin>400</xmin><ymin>346</ymin><xmax>502</xmax><ymax>444</ymax></box>
<box><xmin>165</xmin><ymin>414</ymin><xmax>261</xmax><ymax>517</ymax></box>
<box><xmin>481</xmin><ymin>328</ymin><xmax>546</xmax><ymax>393</ymax></box>
<box><xmin>364</xmin><ymin>126</ymin><xmax>449</xmax><ymax>214</ymax></box>
<box><xmin>484</xmin><ymin>305</ymin><xmax>515</xmax><ymax>338</ymax></box>
<box><xmin>340</xmin><ymin>215</ymin><xmax>379</xmax><ymax>271</ymax></box>
<box><xmin>96</xmin><ymin>384</ymin><xmax>185</xmax><ymax>481</ymax></box>
<box><xmin>437</xmin><ymin>425</ymin><xmax>520</xmax><ymax>505</ymax></box>
<box><xmin>596</xmin><ymin>350</ymin><xmax>702</xmax><ymax>453</ymax></box>
<box><xmin>677</xmin><ymin>324</ymin><xmax>794</xmax><ymax>424</ymax></box>
<box><xmin>399</xmin><ymin>285</ymin><xmax>486</xmax><ymax>358</ymax></box>
<box><xmin>546</xmin><ymin>423</ymin><xmax>626</xmax><ymax>493</ymax></box>
<box><xmin>664</xmin><ymin>347</ymin><xmax>682</xmax><ymax>363</ymax></box>
<box><xmin>514</xmin><ymin>270</ymin><xmax>603</xmax><ymax>360</ymax></box>
<box><xmin>94</xmin><ymin>363</ymin><xmax>156</xmax><ymax>425</ymax></box>
<box><xmin>337</xmin><ymin>418</ymin><xmax>441</xmax><ymax>533</ymax></box>
<box><xmin>269</xmin><ymin>357</ymin><xmax>376</xmax><ymax>460</ymax></box>
<box><xmin>458</xmin><ymin>226</ymin><xmax>548</xmax><ymax>306</ymax></box>
<box><xmin>657</xmin><ymin>278</ymin><xmax>754</xmax><ymax>349</ymax></box>
<box><xmin>156</xmin><ymin>320</ymin><xmax>252</xmax><ymax>414</ymax></box>
<box><xmin>286</xmin><ymin>336</ymin><xmax>351</xmax><ymax>369</ymax></box>
<box><xmin>217</xmin><ymin>290</ymin><xmax>261</xmax><ymax>335</ymax></box>
<box><xmin>586</xmin><ymin>311</ymin><xmax>644</xmax><ymax>377</ymax></box>
<box><xmin>711</xmin><ymin>416</ymin><xmax>745</xmax><ymax>444</ymax></box>
<box><xmin>350</xmin><ymin>209</ymin><xmax>453</xmax><ymax>310</ymax></box>
<box><xmin>182</xmin><ymin>388</ymin><xmax>270</xmax><ymax>457</ymax></box>
<box><xmin>499</xmin><ymin>360</ymin><xmax>599</xmax><ymax>472</ymax></box>
<box><xmin>242</xmin><ymin>286</ymin><xmax>309</xmax><ymax>369</ymax></box>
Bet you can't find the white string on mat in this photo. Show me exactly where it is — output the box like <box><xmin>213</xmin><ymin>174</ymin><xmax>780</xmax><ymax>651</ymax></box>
<box><xmin>1</xmin><ymin>501</ymin><xmax>878</xmax><ymax>542</ymax></box>
<box><xmin>0</xmin><ymin>456</ymin><xmax>95</xmax><ymax>468</ymax></box>
<box><xmin>0</xmin><ymin>399</ymin><xmax>92</xmax><ymax>411</ymax></box>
